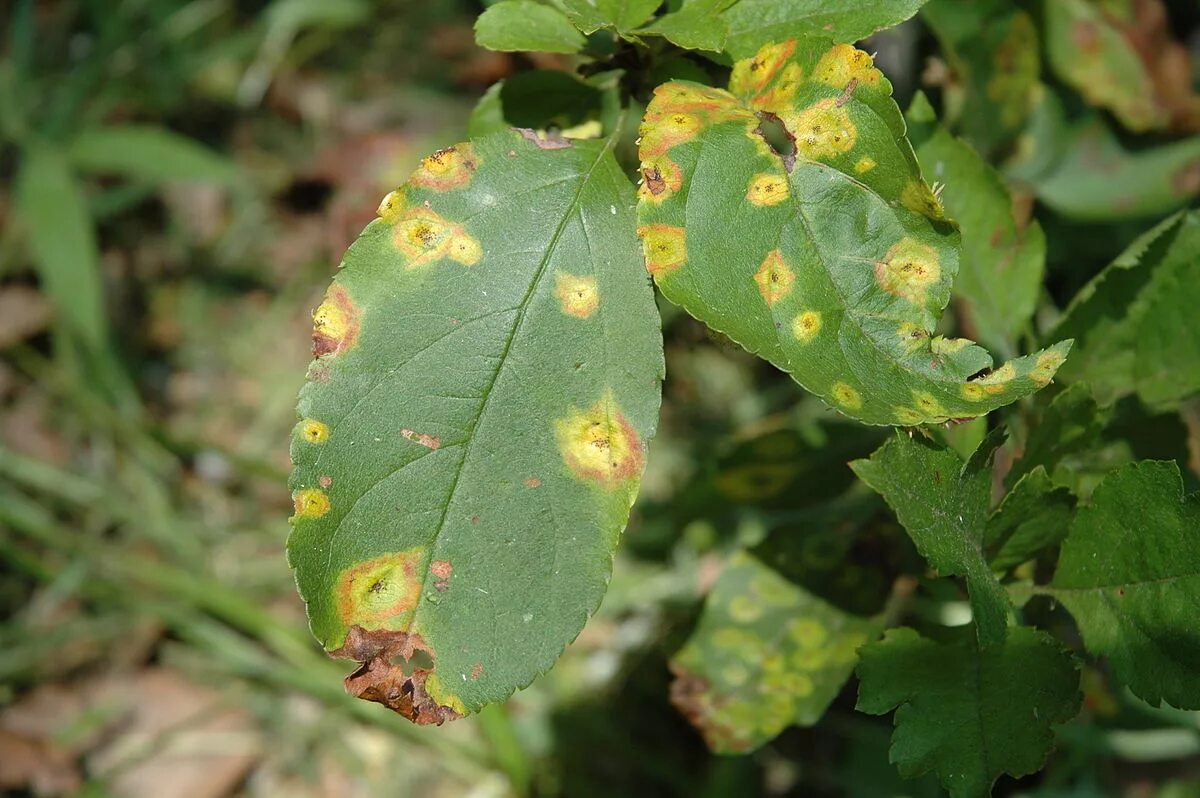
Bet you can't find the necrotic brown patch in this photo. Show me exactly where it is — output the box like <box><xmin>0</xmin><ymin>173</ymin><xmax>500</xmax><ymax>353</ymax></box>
<box><xmin>312</xmin><ymin>285</ymin><xmax>362</xmax><ymax>357</ymax></box>
<box><xmin>332</xmin><ymin>626</ymin><xmax>463</xmax><ymax>725</ymax></box>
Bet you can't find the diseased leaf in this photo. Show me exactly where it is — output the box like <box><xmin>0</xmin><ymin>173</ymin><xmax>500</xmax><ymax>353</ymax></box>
<box><xmin>985</xmin><ymin>467</ymin><xmax>1075</xmax><ymax>572</ymax></box>
<box><xmin>475</xmin><ymin>0</ymin><xmax>586</xmax><ymax>53</ymax></box>
<box><xmin>856</xmin><ymin>626</ymin><xmax>1081</xmax><ymax>798</ymax></box>
<box><xmin>289</xmin><ymin>129</ymin><xmax>664</xmax><ymax>723</ymax></box>
<box><xmin>720</xmin><ymin>1</ymin><xmax>928</xmax><ymax>58</ymax></box>
<box><xmin>637</xmin><ymin>0</ymin><xmax>728</xmax><ymax>52</ymax></box>
<box><xmin>1044</xmin><ymin>0</ymin><xmax>1200</xmax><ymax>133</ymax></box>
<box><xmin>670</xmin><ymin>552</ymin><xmax>882</xmax><ymax>753</ymax></box>
<box><xmin>1050</xmin><ymin>460</ymin><xmax>1200</xmax><ymax>709</ymax></box>
<box><xmin>68</xmin><ymin>125</ymin><xmax>239</xmax><ymax>184</ymax></box>
<box><xmin>1030</xmin><ymin>119</ymin><xmax>1200</xmax><ymax>221</ymax></box>
<box><xmin>911</xmin><ymin>110</ymin><xmax>1045</xmax><ymax>356</ymax></box>
<box><xmin>1050</xmin><ymin>211</ymin><xmax>1200</xmax><ymax>409</ymax></box>
<box><xmin>921</xmin><ymin>0</ymin><xmax>1040</xmax><ymax>156</ymax></box>
<box><xmin>636</xmin><ymin>40</ymin><xmax>1070</xmax><ymax>427</ymax></box>
<box><xmin>851</xmin><ymin>430</ymin><xmax>1011</xmax><ymax>646</ymax></box>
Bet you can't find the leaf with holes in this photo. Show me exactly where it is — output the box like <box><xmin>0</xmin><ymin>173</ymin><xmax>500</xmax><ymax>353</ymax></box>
<box><xmin>636</xmin><ymin>40</ymin><xmax>1070</xmax><ymax>426</ymax></box>
<box><xmin>288</xmin><ymin>129</ymin><xmax>663</xmax><ymax>723</ymax></box>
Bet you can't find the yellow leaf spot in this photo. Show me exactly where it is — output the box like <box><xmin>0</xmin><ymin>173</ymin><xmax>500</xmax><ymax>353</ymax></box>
<box><xmin>393</xmin><ymin>207</ymin><xmax>479</xmax><ymax>269</ymax></box>
<box><xmin>637</xmin><ymin>224</ymin><xmax>687</xmax><ymax>276</ymax></box>
<box><xmin>376</xmin><ymin>188</ymin><xmax>407</xmax><ymax>223</ymax></box>
<box><xmin>336</xmin><ymin>548</ymin><xmax>426</xmax><ymax>628</ymax></box>
<box><xmin>831</xmin><ymin>382</ymin><xmax>862</xmax><ymax>410</ymax></box>
<box><xmin>728</xmin><ymin>595</ymin><xmax>763</xmax><ymax>623</ymax></box>
<box><xmin>1030</xmin><ymin>350</ymin><xmax>1067</xmax><ymax>386</ymax></box>
<box><xmin>932</xmin><ymin>336</ymin><xmax>972</xmax><ymax>354</ymax></box>
<box><xmin>855</xmin><ymin>156</ymin><xmax>876</xmax><ymax>173</ymax></box>
<box><xmin>554</xmin><ymin>272</ymin><xmax>600</xmax><ymax>319</ymax></box>
<box><xmin>894</xmin><ymin>406</ymin><xmax>924</xmax><ymax>426</ymax></box>
<box><xmin>410</xmin><ymin>144</ymin><xmax>479</xmax><ymax>192</ymax></box>
<box><xmin>912</xmin><ymin>390</ymin><xmax>948</xmax><ymax>419</ymax></box>
<box><xmin>312</xmin><ymin>285</ymin><xmax>361</xmax><ymax>357</ymax></box>
<box><xmin>730</xmin><ymin>40</ymin><xmax>798</xmax><ymax>97</ymax></box>
<box><xmin>812</xmin><ymin>43</ymin><xmax>883</xmax><ymax>90</ymax></box>
<box><xmin>638</xmin><ymin>155</ymin><xmax>683</xmax><ymax>203</ymax></box>
<box><xmin>448</xmin><ymin>231</ymin><xmax>482</xmax><ymax>266</ymax></box>
<box><xmin>876</xmin><ymin>238</ymin><xmax>941</xmax><ymax>305</ymax></box>
<box><xmin>751</xmin><ymin>62</ymin><xmax>804</xmax><ymax>114</ymax></box>
<box><xmin>292</xmin><ymin>488</ymin><xmax>330</xmax><ymax>519</ymax></box>
<box><xmin>792</xmin><ymin>310</ymin><xmax>822</xmax><ymax>342</ymax></box>
<box><xmin>555</xmin><ymin>392</ymin><xmax>644</xmax><ymax>487</ymax></box>
<box><xmin>792</xmin><ymin>647</ymin><xmax>830</xmax><ymax>671</ymax></box>
<box><xmin>789</xmin><ymin>618</ymin><xmax>827</xmax><ymax>649</ymax></box>
<box><xmin>961</xmin><ymin>383</ymin><xmax>988</xmax><ymax>402</ymax></box>
<box><xmin>897</xmin><ymin>322</ymin><xmax>929</xmax><ymax>354</ymax></box>
<box><xmin>639</xmin><ymin>111</ymin><xmax>703</xmax><ymax>156</ymax></box>
<box><xmin>301</xmin><ymin>419</ymin><xmax>330</xmax><ymax>444</ymax></box>
<box><xmin>977</xmin><ymin>363</ymin><xmax>1015</xmax><ymax>394</ymax></box>
<box><xmin>785</xmin><ymin>99</ymin><xmax>857</xmax><ymax>161</ymax></box>
<box><xmin>901</xmin><ymin>179</ymin><xmax>946</xmax><ymax>221</ymax></box>
<box><xmin>753</xmin><ymin>250</ymin><xmax>794</xmax><ymax>305</ymax></box>
<box><xmin>746</xmin><ymin>172</ymin><xmax>790</xmax><ymax>206</ymax></box>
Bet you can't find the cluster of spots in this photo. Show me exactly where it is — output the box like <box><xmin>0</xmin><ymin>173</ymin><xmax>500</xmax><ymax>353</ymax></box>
<box><xmin>430</xmin><ymin>560</ymin><xmax>452</xmax><ymax>593</ymax></box>
<box><xmin>640</xmin><ymin>83</ymin><xmax>755</xmax><ymax>157</ymax></box>
<box><xmin>636</xmin><ymin>224</ymin><xmax>687</xmax><ymax>277</ymax></box>
<box><xmin>554</xmin><ymin>392</ymin><xmax>644</xmax><ymax>487</ymax></box>
<box><xmin>900</xmin><ymin>179</ymin><xmax>946</xmax><ymax>221</ymax></box>
<box><xmin>855</xmin><ymin>156</ymin><xmax>876</xmax><ymax>174</ymax></box>
<box><xmin>312</xmin><ymin>285</ymin><xmax>361</xmax><ymax>358</ymax></box>
<box><xmin>300</xmin><ymin>418</ymin><xmax>330</xmax><ymax>444</ymax></box>
<box><xmin>784</xmin><ymin>99</ymin><xmax>857</xmax><ymax>161</ymax></box>
<box><xmin>332</xmin><ymin>626</ymin><xmax>463</xmax><ymax>725</ymax></box>
<box><xmin>410</xmin><ymin>144</ymin><xmax>479</xmax><ymax>192</ymax></box>
<box><xmin>393</xmin><ymin>206</ymin><xmax>482</xmax><ymax>268</ymax></box>
<box><xmin>875</xmin><ymin>238</ymin><xmax>941</xmax><ymax>306</ymax></box>
<box><xmin>336</xmin><ymin>549</ymin><xmax>426</xmax><ymax>628</ymax></box>
<box><xmin>746</xmin><ymin>172</ymin><xmax>790</xmax><ymax>207</ymax></box>
<box><xmin>753</xmin><ymin>250</ymin><xmax>795</xmax><ymax>305</ymax></box>
<box><xmin>830</xmin><ymin>382</ymin><xmax>862</xmax><ymax>411</ymax></box>
<box><xmin>553</xmin><ymin>272</ymin><xmax>600</xmax><ymax>319</ymax></box>
<box><xmin>292</xmin><ymin>488</ymin><xmax>330</xmax><ymax>520</ymax></box>
<box><xmin>1030</xmin><ymin>349</ymin><xmax>1067</xmax><ymax>386</ymax></box>
<box><xmin>401</xmin><ymin>428</ymin><xmax>441</xmax><ymax>450</ymax></box>
<box><xmin>792</xmin><ymin>310</ymin><xmax>822</xmax><ymax>343</ymax></box>
<box><xmin>638</xmin><ymin>155</ymin><xmax>683</xmax><ymax>203</ymax></box>
<box><xmin>812</xmin><ymin>44</ymin><xmax>883</xmax><ymax>91</ymax></box>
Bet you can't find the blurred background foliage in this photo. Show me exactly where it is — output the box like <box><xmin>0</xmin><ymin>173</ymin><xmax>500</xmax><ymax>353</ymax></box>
<box><xmin>1</xmin><ymin>0</ymin><xmax>1199</xmax><ymax>796</ymax></box>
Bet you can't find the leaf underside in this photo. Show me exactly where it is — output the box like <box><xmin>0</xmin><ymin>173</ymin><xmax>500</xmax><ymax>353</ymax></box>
<box><xmin>289</xmin><ymin>129</ymin><xmax>663</xmax><ymax>722</ymax></box>
<box><xmin>635</xmin><ymin>39</ymin><xmax>1070</xmax><ymax>426</ymax></box>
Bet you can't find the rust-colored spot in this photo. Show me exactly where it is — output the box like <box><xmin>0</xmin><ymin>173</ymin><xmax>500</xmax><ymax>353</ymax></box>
<box><xmin>470</xmin><ymin>515</ymin><xmax>481</xmax><ymax>525</ymax></box>
<box><xmin>855</xmin><ymin>156</ymin><xmax>876</xmax><ymax>173</ymax></box>
<box><xmin>1030</xmin><ymin>350</ymin><xmax>1067</xmax><ymax>387</ymax></box>
<box><xmin>830</xmin><ymin>382</ymin><xmax>862</xmax><ymax>410</ymax></box>
<box><xmin>301</xmin><ymin>418</ymin><xmax>331</xmax><ymax>444</ymax></box>
<box><xmin>319</xmin><ymin>475</ymin><xmax>333</xmax><ymax>488</ymax></box>
<box><xmin>783</xmin><ymin>99</ymin><xmax>857</xmax><ymax>161</ymax></box>
<box><xmin>393</xmin><ymin>206</ymin><xmax>480</xmax><ymax>269</ymax></box>
<box><xmin>730</xmin><ymin>41</ymin><xmax>798</xmax><ymax>98</ymax></box>
<box><xmin>431</xmin><ymin>560</ymin><xmax>453</xmax><ymax>580</ymax></box>
<box><xmin>751</xmin><ymin>62</ymin><xmax>804</xmax><ymax>114</ymax></box>
<box><xmin>331</xmin><ymin>626</ymin><xmax>463</xmax><ymax>725</ymax></box>
<box><xmin>555</xmin><ymin>391</ymin><xmax>644</xmax><ymax>487</ymax></box>
<box><xmin>517</xmin><ymin>128</ymin><xmax>572</xmax><ymax>149</ymax></box>
<box><xmin>336</xmin><ymin>549</ymin><xmax>425</xmax><ymax>627</ymax></box>
<box><xmin>292</xmin><ymin>488</ymin><xmax>331</xmax><ymax>519</ymax></box>
<box><xmin>792</xmin><ymin>310</ymin><xmax>822</xmax><ymax>342</ymax></box>
<box><xmin>753</xmin><ymin>250</ymin><xmax>795</xmax><ymax>306</ymax></box>
<box><xmin>876</xmin><ymin>239</ymin><xmax>941</xmax><ymax>306</ymax></box>
<box><xmin>470</xmin><ymin>663</ymin><xmax>483</xmax><ymax>680</ymax></box>
<box><xmin>401</xmin><ymin>428</ymin><xmax>441</xmax><ymax>449</ymax></box>
<box><xmin>411</xmin><ymin>144</ymin><xmax>479</xmax><ymax>192</ymax></box>
<box><xmin>637</xmin><ymin>224</ymin><xmax>687</xmax><ymax>276</ymax></box>
<box><xmin>554</xmin><ymin>272</ymin><xmax>600</xmax><ymax>319</ymax></box>
<box><xmin>524</xmin><ymin>478</ymin><xmax>542</xmax><ymax>488</ymax></box>
<box><xmin>812</xmin><ymin>43</ymin><xmax>882</xmax><ymax>90</ymax></box>
<box><xmin>639</xmin><ymin>111</ymin><xmax>704</xmax><ymax>157</ymax></box>
<box><xmin>312</xmin><ymin>285</ymin><xmax>361</xmax><ymax>357</ymax></box>
<box><xmin>746</xmin><ymin>172</ymin><xmax>790</xmax><ymax>207</ymax></box>
<box><xmin>638</xmin><ymin>155</ymin><xmax>683</xmax><ymax>203</ymax></box>
<box><xmin>974</xmin><ymin>363</ymin><xmax>1015</xmax><ymax>395</ymax></box>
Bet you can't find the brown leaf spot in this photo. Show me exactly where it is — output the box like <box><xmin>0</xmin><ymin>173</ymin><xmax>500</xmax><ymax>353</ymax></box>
<box><xmin>319</xmin><ymin>475</ymin><xmax>333</xmax><ymax>488</ymax></box>
<box><xmin>431</xmin><ymin>560</ymin><xmax>453</xmax><ymax>580</ymax></box>
<box><xmin>331</xmin><ymin>626</ymin><xmax>463</xmax><ymax>725</ymax></box>
<box><xmin>524</xmin><ymin>477</ymin><xmax>542</xmax><ymax>488</ymax></box>
<box><xmin>470</xmin><ymin>663</ymin><xmax>483</xmax><ymax>680</ymax></box>
<box><xmin>312</xmin><ymin>285</ymin><xmax>362</xmax><ymax>358</ymax></box>
<box><xmin>517</xmin><ymin>128</ymin><xmax>572</xmax><ymax>149</ymax></box>
<box><xmin>401</xmin><ymin>428</ymin><xmax>441</xmax><ymax>449</ymax></box>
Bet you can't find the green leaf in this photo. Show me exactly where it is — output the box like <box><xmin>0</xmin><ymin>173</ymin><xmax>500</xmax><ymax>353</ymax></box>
<box><xmin>1030</xmin><ymin>119</ymin><xmax>1200</xmax><ymax>221</ymax></box>
<box><xmin>1050</xmin><ymin>211</ymin><xmax>1200</xmax><ymax>409</ymax></box>
<box><xmin>670</xmin><ymin>552</ymin><xmax>881</xmax><ymax>753</ymax></box>
<box><xmin>1050</xmin><ymin>460</ymin><xmax>1200</xmax><ymax>709</ymax></box>
<box><xmin>851</xmin><ymin>430</ymin><xmax>1011</xmax><ymax>645</ymax></box>
<box><xmin>1004</xmin><ymin>383</ymin><xmax>1111</xmax><ymax>489</ymax></box>
<box><xmin>475</xmin><ymin>0</ymin><xmax>586</xmax><ymax>53</ymax></box>
<box><xmin>554</xmin><ymin>0</ymin><xmax>661</xmax><ymax>35</ymax></box>
<box><xmin>921</xmin><ymin>0</ymin><xmax>1040</xmax><ymax>156</ymax></box>
<box><xmin>985</xmin><ymin>467</ymin><xmax>1075</xmax><ymax>571</ymax></box>
<box><xmin>467</xmin><ymin>72</ymin><xmax>604</xmax><ymax>140</ymax></box>
<box><xmin>1044</xmin><ymin>0</ymin><xmax>1167</xmax><ymax>133</ymax></box>
<box><xmin>720</xmin><ymin>1</ymin><xmax>928</xmax><ymax>58</ymax></box>
<box><xmin>68</xmin><ymin>125</ymin><xmax>240</xmax><ymax>184</ymax></box>
<box><xmin>289</xmin><ymin>129</ymin><xmax>664</xmax><ymax>723</ymax></box>
<box><xmin>912</xmin><ymin>116</ymin><xmax>1045</xmax><ymax>356</ymax></box>
<box><xmin>636</xmin><ymin>40</ymin><xmax>1070</xmax><ymax>427</ymax></box>
<box><xmin>14</xmin><ymin>145</ymin><xmax>106</xmax><ymax>352</ymax></box>
<box><xmin>856</xmin><ymin>626</ymin><xmax>1081</xmax><ymax>798</ymax></box>
<box><xmin>638</xmin><ymin>0</ymin><xmax>729</xmax><ymax>52</ymax></box>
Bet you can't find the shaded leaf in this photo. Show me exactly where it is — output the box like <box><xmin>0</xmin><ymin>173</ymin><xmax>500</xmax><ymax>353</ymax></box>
<box><xmin>475</xmin><ymin>0</ymin><xmax>586</xmax><ymax>53</ymax></box>
<box><xmin>1050</xmin><ymin>460</ymin><xmax>1200</xmax><ymax>709</ymax></box>
<box><xmin>289</xmin><ymin>130</ymin><xmax>663</xmax><ymax>722</ymax></box>
<box><xmin>1005</xmin><ymin>383</ymin><xmax>1111</xmax><ymax>489</ymax></box>
<box><xmin>985</xmin><ymin>467</ymin><xmax>1075</xmax><ymax>571</ymax></box>
<box><xmin>1050</xmin><ymin>211</ymin><xmax>1200</xmax><ymax>409</ymax></box>
<box><xmin>856</xmin><ymin>626</ymin><xmax>1081</xmax><ymax>798</ymax></box>
<box><xmin>720</xmin><ymin>0</ymin><xmax>928</xmax><ymax>58</ymax></box>
<box><xmin>68</xmin><ymin>125</ymin><xmax>239</xmax><ymax>184</ymax></box>
<box><xmin>467</xmin><ymin>72</ymin><xmax>603</xmax><ymax>139</ymax></box>
<box><xmin>636</xmin><ymin>40</ymin><xmax>1070</xmax><ymax>427</ymax></box>
<box><xmin>556</xmin><ymin>0</ymin><xmax>661</xmax><ymax>35</ymax></box>
<box><xmin>851</xmin><ymin>430</ymin><xmax>1011</xmax><ymax>645</ymax></box>
<box><xmin>670</xmin><ymin>552</ymin><xmax>881</xmax><ymax>753</ymax></box>
<box><xmin>911</xmin><ymin>111</ymin><xmax>1045</xmax><ymax>356</ymax></box>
